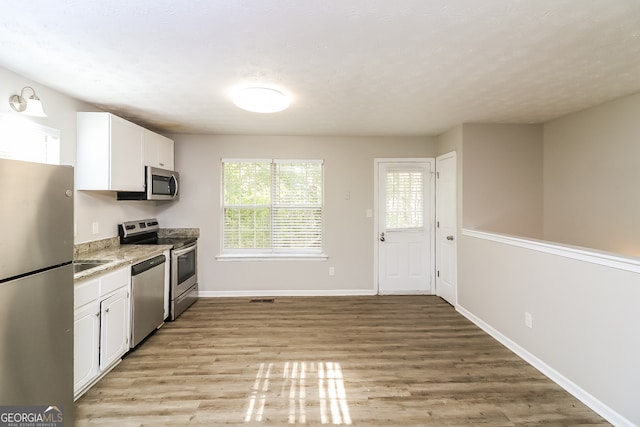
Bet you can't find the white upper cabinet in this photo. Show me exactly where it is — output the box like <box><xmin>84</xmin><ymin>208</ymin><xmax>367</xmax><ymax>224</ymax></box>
<box><xmin>143</xmin><ymin>130</ymin><xmax>174</xmax><ymax>170</ymax></box>
<box><xmin>77</xmin><ymin>112</ymin><xmax>145</xmax><ymax>191</ymax></box>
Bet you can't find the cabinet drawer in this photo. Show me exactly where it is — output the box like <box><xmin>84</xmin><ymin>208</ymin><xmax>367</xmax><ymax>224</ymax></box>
<box><xmin>100</xmin><ymin>267</ymin><xmax>130</xmax><ymax>296</ymax></box>
<box><xmin>75</xmin><ymin>278</ymin><xmax>99</xmax><ymax>309</ymax></box>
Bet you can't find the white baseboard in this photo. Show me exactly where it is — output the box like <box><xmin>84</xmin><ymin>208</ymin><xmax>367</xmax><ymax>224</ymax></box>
<box><xmin>378</xmin><ymin>290</ymin><xmax>433</xmax><ymax>295</ymax></box>
<box><xmin>198</xmin><ymin>289</ymin><xmax>376</xmax><ymax>298</ymax></box>
<box><xmin>456</xmin><ymin>304</ymin><xmax>634</xmax><ymax>427</ymax></box>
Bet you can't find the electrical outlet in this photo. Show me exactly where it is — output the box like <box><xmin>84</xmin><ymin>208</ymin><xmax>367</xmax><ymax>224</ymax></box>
<box><xmin>366</xmin><ymin>209</ymin><xmax>373</xmax><ymax>218</ymax></box>
<box><xmin>92</xmin><ymin>222</ymin><xmax>99</xmax><ymax>234</ymax></box>
<box><xmin>329</xmin><ymin>266</ymin><xmax>335</xmax><ymax>276</ymax></box>
<box><xmin>525</xmin><ymin>312</ymin><xmax>533</xmax><ymax>329</ymax></box>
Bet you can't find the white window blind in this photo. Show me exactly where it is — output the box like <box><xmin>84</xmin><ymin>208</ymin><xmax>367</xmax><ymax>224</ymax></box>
<box><xmin>385</xmin><ymin>168</ymin><xmax>424</xmax><ymax>230</ymax></box>
<box><xmin>222</xmin><ymin>159</ymin><xmax>323</xmax><ymax>255</ymax></box>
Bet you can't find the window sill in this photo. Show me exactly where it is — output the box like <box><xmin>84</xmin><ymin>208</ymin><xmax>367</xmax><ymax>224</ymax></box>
<box><xmin>216</xmin><ymin>254</ymin><xmax>328</xmax><ymax>262</ymax></box>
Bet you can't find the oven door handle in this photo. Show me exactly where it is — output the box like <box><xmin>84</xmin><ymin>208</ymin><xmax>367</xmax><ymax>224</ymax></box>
<box><xmin>173</xmin><ymin>242</ymin><xmax>197</xmax><ymax>257</ymax></box>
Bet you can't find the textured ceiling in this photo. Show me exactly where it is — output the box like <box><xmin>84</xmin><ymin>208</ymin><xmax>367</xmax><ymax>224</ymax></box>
<box><xmin>1</xmin><ymin>0</ymin><xmax>639</xmax><ymax>136</ymax></box>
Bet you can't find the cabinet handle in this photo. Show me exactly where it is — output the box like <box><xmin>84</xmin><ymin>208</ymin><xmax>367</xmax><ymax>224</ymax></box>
<box><xmin>95</xmin><ymin>313</ymin><xmax>100</xmax><ymax>317</ymax></box>
<box><xmin>105</xmin><ymin>308</ymin><xmax>109</xmax><ymax>313</ymax></box>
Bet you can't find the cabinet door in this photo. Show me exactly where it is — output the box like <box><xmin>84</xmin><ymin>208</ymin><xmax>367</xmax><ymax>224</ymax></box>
<box><xmin>74</xmin><ymin>300</ymin><xmax>100</xmax><ymax>398</ymax></box>
<box><xmin>110</xmin><ymin>116</ymin><xmax>144</xmax><ymax>191</ymax></box>
<box><xmin>157</xmin><ymin>136</ymin><xmax>174</xmax><ymax>170</ymax></box>
<box><xmin>99</xmin><ymin>288</ymin><xmax>130</xmax><ymax>370</ymax></box>
<box><xmin>143</xmin><ymin>130</ymin><xmax>174</xmax><ymax>170</ymax></box>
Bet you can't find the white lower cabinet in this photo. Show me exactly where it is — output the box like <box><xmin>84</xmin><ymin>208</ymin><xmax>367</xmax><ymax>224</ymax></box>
<box><xmin>99</xmin><ymin>288</ymin><xmax>130</xmax><ymax>370</ymax></box>
<box><xmin>73</xmin><ymin>300</ymin><xmax>100</xmax><ymax>395</ymax></box>
<box><xmin>74</xmin><ymin>266</ymin><xmax>131</xmax><ymax>400</ymax></box>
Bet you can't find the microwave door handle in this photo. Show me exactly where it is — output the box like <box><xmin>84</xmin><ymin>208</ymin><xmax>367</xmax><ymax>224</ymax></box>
<box><xmin>171</xmin><ymin>174</ymin><xmax>179</xmax><ymax>198</ymax></box>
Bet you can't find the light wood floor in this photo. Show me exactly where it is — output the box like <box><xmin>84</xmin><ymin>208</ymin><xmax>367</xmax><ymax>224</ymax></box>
<box><xmin>75</xmin><ymin>296</ymin><xmax>608</xmax><ymax>426</ymax></box>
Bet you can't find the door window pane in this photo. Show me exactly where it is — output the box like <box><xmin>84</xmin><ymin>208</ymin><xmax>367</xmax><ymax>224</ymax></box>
<box><xmin>385</xmin><ymin>169</ymin><xmax>424</xmax><ymax>230</ymax></box>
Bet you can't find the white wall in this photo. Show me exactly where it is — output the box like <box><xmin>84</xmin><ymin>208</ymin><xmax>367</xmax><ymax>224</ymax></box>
<box><xmin>0</xmin><ymin>67</ymin><xmax>83</xmax><ymax>168</ymax></box>
<box><xmin>544</xmin><ymin>92</ymin><xmax>640</xmax><ymax>257</ymax></box>
<box><xmin>0</xmin><ymin>65</ymin><xmax>162</xmax><ymax>244</ymax></box>
<box><xmin>158</xmin><ymin>134</ymin><xmax>435</xmax><ymax>295</ymax></box>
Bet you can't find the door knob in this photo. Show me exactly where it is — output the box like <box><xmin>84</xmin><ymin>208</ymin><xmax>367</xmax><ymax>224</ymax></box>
<box><xmin>446</xmin><ymin>235</ymin><xmax>454</xmax><ymax>241</ymax></box>
<box><xmin>380</xmin><ymin>232</ymin><xmax>385</xmax><ymax>242</ymax></box>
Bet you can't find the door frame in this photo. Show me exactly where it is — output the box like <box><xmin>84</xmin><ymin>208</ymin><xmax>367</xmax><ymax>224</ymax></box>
<box><xmin>373</xmin><ymin>158</ymin><xmax>436</xmax><ymax>295</ymax></box>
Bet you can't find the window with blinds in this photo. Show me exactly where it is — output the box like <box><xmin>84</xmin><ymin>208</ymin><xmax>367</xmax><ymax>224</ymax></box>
<box><xmin>222</xmin><ymin>159</ymin><xmax>323</xmax><ymax>255</ymax></box>
<box><xmin>385</xmin><ymin>169</ymin><xmax>424</xmax><ymax>230</ymax></box>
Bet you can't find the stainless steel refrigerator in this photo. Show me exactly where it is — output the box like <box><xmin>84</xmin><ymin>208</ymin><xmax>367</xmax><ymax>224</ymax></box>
<box><xmin>0</xmin><ymin>158</ymin><xmax>74</xmax><ymax>424</ymax></box>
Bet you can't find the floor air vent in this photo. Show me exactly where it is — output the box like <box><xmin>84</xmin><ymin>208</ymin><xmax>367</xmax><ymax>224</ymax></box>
<box><xmin>250</xmin><ymin>298</ymin><xmax>275</xmax><ymax>303</ymax></box>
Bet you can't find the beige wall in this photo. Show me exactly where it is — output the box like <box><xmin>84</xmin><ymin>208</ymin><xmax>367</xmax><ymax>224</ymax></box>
<box><xmin>457</xmin><ymin>95</ymin><xmax>640</xmax><ymax>425</ymax></box>
<box><xmin>435</xmin><ymin>124</ymin><xmax>462</xmax><ymax>157</ymax></box>
<box><xmin>461</xmin><ymin>123</ymin><xmax>544</xmax><ymax>238</ymax></box>
<box><xmin>544</xmin><ymin>92</ymin><xmax>640</xmax><ymax>256</ymax></box>
<box><xmin>459</xmin><ymin>234</ymin><xmax>640</xmax><ymax>425</ymax></box>
<box><xmin>158</xmin><ymin>134</ymin><xmax>435</xmax><ymax>294</ymax></box>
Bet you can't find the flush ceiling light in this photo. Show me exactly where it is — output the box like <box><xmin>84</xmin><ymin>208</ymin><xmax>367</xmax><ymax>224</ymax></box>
<box><xmin>9</xmin><ymin>86</ymin><xmax>47</xmax><ymax>117</ymax></box>
<box><xmin>233</xmin><ymin>87</ymin><xmax>289</xmax><ymax>113</ymax></box>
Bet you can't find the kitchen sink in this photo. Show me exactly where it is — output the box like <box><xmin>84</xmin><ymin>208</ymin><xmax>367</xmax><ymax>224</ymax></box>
<box><xmin>73</xmin><ymin>259</ymin><xmax>110</xmax><ymax>274</ymax></box>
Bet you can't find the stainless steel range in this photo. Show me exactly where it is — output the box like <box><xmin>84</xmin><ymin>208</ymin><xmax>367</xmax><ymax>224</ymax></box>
<box><xmin>118</xmin><ymin>218</ymin><xmax>198</xmax><ymax>320</ymax></box>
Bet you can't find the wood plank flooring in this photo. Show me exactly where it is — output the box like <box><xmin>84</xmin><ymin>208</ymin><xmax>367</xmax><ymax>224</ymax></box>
<box><xmin>75</xmin><ymin>296</ymin><xmax>609</xmax><ymax>426</ymax></box>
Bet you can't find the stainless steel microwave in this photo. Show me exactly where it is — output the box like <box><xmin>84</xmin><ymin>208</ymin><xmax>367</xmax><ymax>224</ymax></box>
<box><xmin>117</xmin><ymin>167</ymin><xmax>179</xmax><ymax>201</ymax></box>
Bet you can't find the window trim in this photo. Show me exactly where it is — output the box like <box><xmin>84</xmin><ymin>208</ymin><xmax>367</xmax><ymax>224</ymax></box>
<box><xmin>216</xmin><ymin>253</ymin><xmax>328</xmax><ymax>261</ymax></box>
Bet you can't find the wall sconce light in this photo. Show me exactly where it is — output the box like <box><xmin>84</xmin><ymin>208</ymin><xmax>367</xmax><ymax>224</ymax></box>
<box><xmin>9</xmin><ymin>86</ymin><xmax>47</xmax><ymax>117</ymax></box>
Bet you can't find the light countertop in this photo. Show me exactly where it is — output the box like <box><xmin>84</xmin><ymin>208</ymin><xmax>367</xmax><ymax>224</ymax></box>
<box><xmin>74</xmin><ymin>244</ymin><xmax>172</xmax><ymax>282</ymax></box>
<box><xmin>73</xmin><ymin>228</ymin><xmax>199</xmax><ymax>282</ymax></box>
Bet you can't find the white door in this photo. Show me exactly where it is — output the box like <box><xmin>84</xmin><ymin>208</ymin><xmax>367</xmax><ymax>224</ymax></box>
<box><xmin>74</xmin><ymin>300</ymin><xmax>100</xmax><ymax>397</ymax></box>
<box><xmin>99</xmin><ymin>288</ymin><xmax>130</xmax><ymax>370</ymax></box>
<box><xmin>435</xmin><ymin>152</ymin><xmax>457</xmax><ymax>305</ymax></box>
<box><xmin>376</xmin><ymin>159</ymin><xmax>434</xmax><ymax>294</ymax></box>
